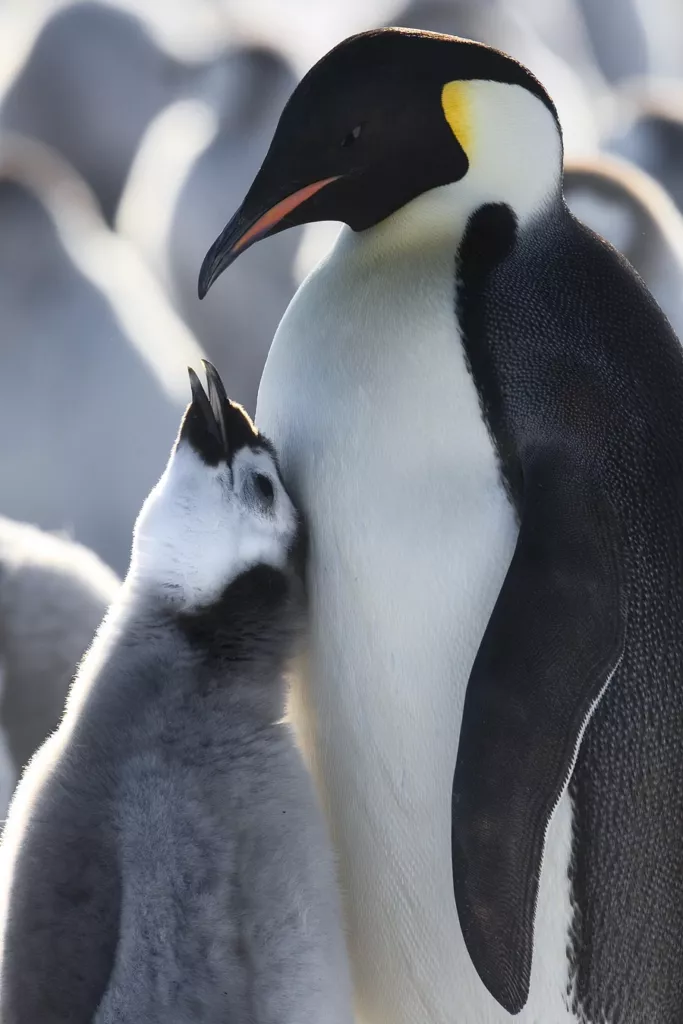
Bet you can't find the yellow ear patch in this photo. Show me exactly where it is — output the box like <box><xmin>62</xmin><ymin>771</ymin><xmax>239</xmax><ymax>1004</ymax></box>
<box><xmin>442</xmin><ymin>81</ymin><xmax>473</xmax><ymax>157</ymax></box>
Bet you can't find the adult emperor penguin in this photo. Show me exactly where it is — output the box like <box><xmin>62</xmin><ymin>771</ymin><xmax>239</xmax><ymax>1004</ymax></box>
<box><xmin>199</xmin><ymin>28</ymin><xmax>683</xmax><ymax>1024</ymax></box>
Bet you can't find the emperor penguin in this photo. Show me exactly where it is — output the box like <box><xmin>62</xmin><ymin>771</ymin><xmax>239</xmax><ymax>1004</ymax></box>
<box><xmin>199</xmin><ymin>28</ymin><xmax>683</xmax><ymax>1023</ymax></box>
<box><xmin>0</xmin><ymin>363</ymin><xmax>353</xmax><ymax>1024</ymax></box>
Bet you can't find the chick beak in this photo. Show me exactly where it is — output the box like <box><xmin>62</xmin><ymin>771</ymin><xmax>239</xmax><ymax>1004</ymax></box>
<box><xmin>198</xmin><ymin>175</ymin><xmax>339</xmax><ymax>298</ymax></box>
<box><xmin>185</xmin><ymin>366</ymin><xmax>226</xmax><ymax>463</ymax></box>
<box><xmin>201</xmin><ymin>359</ymin><xmax>229</xmax><ymax>455</ymax></box>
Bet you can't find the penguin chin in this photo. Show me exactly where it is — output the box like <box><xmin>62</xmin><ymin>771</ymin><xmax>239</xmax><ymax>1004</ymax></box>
<box><xmin>197</xmin><ymin>161</ymin><xmax>472</xmax><ymax>296</ymax></box>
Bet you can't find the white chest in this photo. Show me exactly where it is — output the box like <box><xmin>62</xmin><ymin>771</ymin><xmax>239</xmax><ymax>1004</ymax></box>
<box><xmin>256</xmin><ymin>232</ymin><xmax>578</xmax><ymax>1024</ymax></box>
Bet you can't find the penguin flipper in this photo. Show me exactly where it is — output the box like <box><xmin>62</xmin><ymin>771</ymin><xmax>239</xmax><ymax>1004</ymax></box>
<box><xmin>451</xmin><ymin>452</ymin><xmax>625</xmax><ymax>1015</ymax></box>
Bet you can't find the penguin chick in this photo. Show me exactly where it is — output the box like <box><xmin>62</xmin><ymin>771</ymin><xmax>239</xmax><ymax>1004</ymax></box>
<box><xmin>0</xmin><ymin>516</ymin><xmax>120</xmax><ymax>814</ymax></box>
<box><xmin>0</xmin><ymin>362</ymin><xmax>353</xmax><ymax>1024</ymax></box>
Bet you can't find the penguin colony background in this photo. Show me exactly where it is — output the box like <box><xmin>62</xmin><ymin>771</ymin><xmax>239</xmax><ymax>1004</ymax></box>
<box><xmin>2</xmin><ymin>1</ymin><xmax>683</xmax><ymax>1023</ymax></box>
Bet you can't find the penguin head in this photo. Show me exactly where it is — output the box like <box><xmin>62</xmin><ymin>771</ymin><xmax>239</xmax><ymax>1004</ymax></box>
<box><xmin>129</xmin><ymin>361</ymin><xmax>300</xmax><ymax>608</ymax></box>
<box><xmin>199</xmin><ymin>27</ymin><xmax>561</xmax><ymax>295</ymax></box>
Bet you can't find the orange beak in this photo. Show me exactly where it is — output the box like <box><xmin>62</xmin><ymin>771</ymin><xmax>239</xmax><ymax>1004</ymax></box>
<box><xmin>198</xmin><ymin>175</ymin><xmax>339</xmax><ymax>298</ymax></box>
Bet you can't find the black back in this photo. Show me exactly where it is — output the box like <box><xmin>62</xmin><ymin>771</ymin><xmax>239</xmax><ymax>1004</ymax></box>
<box><xmin>452</xmin><ymin>196</ymin><xmax>683</xmax><ymax>1019</ymax></box>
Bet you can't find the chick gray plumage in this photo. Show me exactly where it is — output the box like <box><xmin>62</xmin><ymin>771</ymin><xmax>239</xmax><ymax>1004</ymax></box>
<box><xmin>0</xmin><ymin>364</ymin><xmax>353</xmax><ymax>1024</ymax></box>
<box><xmin>0</xmin><ymin>516</ymin><xmax>119</xmax><ymax>811</ymax></box>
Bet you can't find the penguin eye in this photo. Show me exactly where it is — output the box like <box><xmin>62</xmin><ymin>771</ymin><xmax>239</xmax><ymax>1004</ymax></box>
<box><xmin>341</xmin><ymin>124</ymin><xmax>363</xmax><ymax>148</ymax></box>
<box><xmin>253</xmin><ymin>472</ymin><xmax>275</xmax><ymax>506</ymax></box>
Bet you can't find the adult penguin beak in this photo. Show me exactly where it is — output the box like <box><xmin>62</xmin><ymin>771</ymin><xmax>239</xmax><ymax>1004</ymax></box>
<box><xmin>198</xmin><ymin>175</ymin><xmax>339</xmax><ymax>299</ymax></box>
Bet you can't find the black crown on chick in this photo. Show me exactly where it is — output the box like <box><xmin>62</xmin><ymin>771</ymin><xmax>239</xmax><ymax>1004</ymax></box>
<box><xmin>198</xmin><ymin>27</ymin><xmax>558</xmax><ymax>297</ymax></box>
<box><xmin>179</xmin><ymin>360</ymin><xmax>267</xmax><ymax>466</ymax></box>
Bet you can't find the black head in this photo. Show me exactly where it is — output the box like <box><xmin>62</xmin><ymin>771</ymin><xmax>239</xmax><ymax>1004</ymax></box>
<box><xmin>198</xmin><ymin>27</ymin><xmax>556</xmax><ymax>296</ymax></box>
<box><xmin>179</xmin><ymin>360</ymin><xmax>259</xmax><ymax>465</ymax></box>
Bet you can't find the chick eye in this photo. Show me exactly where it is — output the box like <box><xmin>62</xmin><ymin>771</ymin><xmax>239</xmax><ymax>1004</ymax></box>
<box><xmin>341</xmin><ymin>124</ymin><xmax>363</xmax><ymax>148</ymax></box>
<box><xmin>253</xmin><ymin>472</ymin><xmax>274</xmax><ymax>505</ymax></box>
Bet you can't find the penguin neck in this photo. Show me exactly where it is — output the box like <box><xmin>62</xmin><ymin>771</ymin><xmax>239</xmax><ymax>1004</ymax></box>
<box><xmin>64</xmin><ymin>570</ymin><xmax>295</xmax><ymax>737</ymax></box>
<box><xmin>337</xmin><ymin>80</ymin><xmax>563</xmax><ymax>264</ymax></box>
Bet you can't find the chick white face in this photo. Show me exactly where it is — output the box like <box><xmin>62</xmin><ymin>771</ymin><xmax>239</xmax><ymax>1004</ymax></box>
<box><xmin>128</xmin><ymin>363</ymin><xmax>299</xmax><ymax>610</ymax></box>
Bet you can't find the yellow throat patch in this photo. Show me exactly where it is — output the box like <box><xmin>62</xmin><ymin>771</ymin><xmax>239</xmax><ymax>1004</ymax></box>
<box><xmin>441</xmin><ymin>81</ymin><xmax>473</xmax><ymax>157</ymax></box>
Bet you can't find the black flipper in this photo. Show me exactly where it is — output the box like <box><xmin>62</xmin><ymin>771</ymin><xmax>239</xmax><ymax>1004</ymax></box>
<box><xmin>452</xmin><ymin>450</ymin><xmax>626</xmax><ymax>1014</ymax></box>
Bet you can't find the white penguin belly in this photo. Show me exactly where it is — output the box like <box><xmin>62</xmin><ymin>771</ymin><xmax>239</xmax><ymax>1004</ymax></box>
<box><xmin>257</xmin><ymin>234</ymin><xmax>579</xmax><ymax>1024</ymax></box>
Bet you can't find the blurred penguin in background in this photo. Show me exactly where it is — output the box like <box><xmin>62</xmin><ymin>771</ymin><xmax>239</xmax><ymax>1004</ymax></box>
<box><xmin>565</xmin><ymin>155</ymin><xmax>683</xmax><ymax>341</ymax></box>
<box><xmin>608</xmin><ymin>87</ymin><xmax>683</xmax><ymax>215</ymax></box>
<box><xmin>0</xmin><ymin>133</ymin><xmax>205</xmax><ymax>575</ymax></box>
<box><xmin>614</xmin><ymin>0</ymin><xmax>683</xmax><ymax>78</ymax></box>
<box><xmin>0</xmin><ymin>515</ymin><xmax>119</xmax><ymax>818</ymax></box>
<box><xmin>118</xmin><ymin>46</ymin><xmax>298</xmax><ymax>412</ymax></box>
<box><xmin>573</xmin><ymin>0</ymin><xmax>649</xmax><ymax>83</ymax></box>
<box><xmin>393</xmin><ymin>0</ymin><xmax>490</xmax><ymax>43</ymax></box>
<box><xmin>0</xmin><ymin>1</ymin><xmax>194</xmax><ymax>223</ymax></box>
